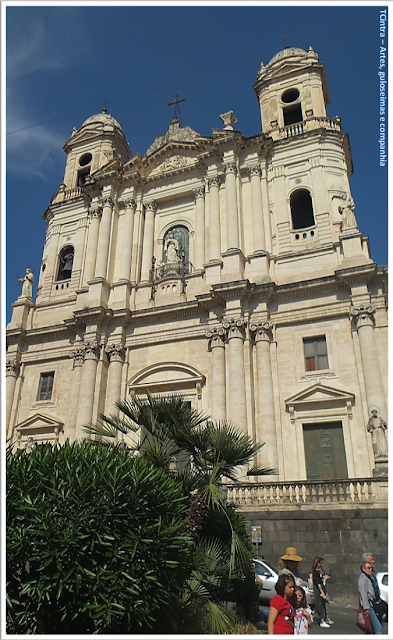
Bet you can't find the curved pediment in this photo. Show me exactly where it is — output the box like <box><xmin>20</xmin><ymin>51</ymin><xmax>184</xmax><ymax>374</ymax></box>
<box><xmin>128</xmin><ymin>361</ymin><xmax>205</xmax><ymax>396</ymax></box>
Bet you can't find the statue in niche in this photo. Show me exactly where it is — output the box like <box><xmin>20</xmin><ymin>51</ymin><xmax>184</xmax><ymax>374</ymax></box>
<box><xmin>164</xmin><ymin>233</ymin><xmax>180</xmax><ymax>263</ymax></box>
<box><xmin>338</xmin><ymin>196</ymin><xmax>357</xmax><ymax>230</ymax></box>
<box><xmin>367</xmin><ymin>409</ymin><xmax>388</xmax><ymax>459</ymax></box>
<box><xmin>17</xmin><ymin>268</ymin><xmax>34</xmax><ymax>298</ymax></box>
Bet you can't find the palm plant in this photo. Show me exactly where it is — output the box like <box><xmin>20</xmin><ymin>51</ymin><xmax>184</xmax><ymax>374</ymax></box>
<box><xmin>85</xmin><ymin>392</ymin><xmax>275</xmax><ymax>630</ymax></box>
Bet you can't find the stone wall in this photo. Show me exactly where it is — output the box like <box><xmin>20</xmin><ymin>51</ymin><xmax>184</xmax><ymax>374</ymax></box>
<box><xmin>243</xmin><ymin>506</ymin><xmax>388</xmax><ymax>600</ymax></box>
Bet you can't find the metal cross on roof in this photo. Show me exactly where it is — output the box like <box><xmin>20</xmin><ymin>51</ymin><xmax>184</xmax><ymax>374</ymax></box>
<box><xmin>102</xmin><ymin>99</ymin><xmax>108</xmax><ymax>113</ymax></box>
<box><xmin>168</xmin><ymin>95</ymin><xmax>186</xmax><ymax>126</ymax></box>
<box><xmin>281</xmin><ymin>35</ymin><xmax>292</xmax><ymax>48</ymax></box>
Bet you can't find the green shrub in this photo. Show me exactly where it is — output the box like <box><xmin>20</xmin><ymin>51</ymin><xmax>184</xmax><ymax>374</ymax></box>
<box><xmin>7</xmin><ymin>441</ymin><xmax>193</xmax><ymax>634</ymax></box>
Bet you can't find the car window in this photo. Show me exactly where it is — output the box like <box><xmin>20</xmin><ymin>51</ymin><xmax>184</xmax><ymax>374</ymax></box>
<box><xmin>382</xmin><ymin>574</ymin><xmax>388</xmax><ymax>586</ymax></box>
<box><xmin>254</xmin><ymin>562</ymin><xmax>273</xmax><ymax>577</ymax></box>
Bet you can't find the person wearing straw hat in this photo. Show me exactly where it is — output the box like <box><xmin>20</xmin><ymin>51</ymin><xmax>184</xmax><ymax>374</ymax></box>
<box><xmin>278</xmin><ymin>547</ymin><xmax>304</xmax><ymax>587</ymax></box>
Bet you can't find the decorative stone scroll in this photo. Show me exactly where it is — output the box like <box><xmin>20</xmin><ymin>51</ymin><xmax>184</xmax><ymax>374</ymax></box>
<box><xmin>247</xmin><ymin>165</ymin><xmax>262</xmax><ymax>179</ymax></box>
<box><xmin>224</xmin><ymin>162</ymin><xmax>237</xmax><ymax>176</ymax></box>
<box><xmin>6</xmin><ymin>358</ymin><xmax>20</xmax><ymax>377</ymax></box>
<box><xmin>223</xmin><ymin>317</ymin><xmax>246</xmax><ymax>340</ymax></box>
<box><xmin>84</xmin><ymin>340</ymin><xmax>100</xmax><ymax>360</ymax></box>
<box><xmin>250</xmin><ymin>320</ymin><xmax>273</xmax><ymax>343</ymax></box>
<box><xmin>124</xmin><ymin>198</ymin><xmax>137</xmax><ymax>212</ymax></box>
<box><xmin>350</xmin><ymin>305</ymin><xmax>375</xmax><ymax>329</ymax></box>
<box><xmin>205</xmin><ymin>326</ymin><xmax>225</xmax><ymax>348</ymax></box>
<box><xmin>105</xmin><ymin>343</ymin><xmax>126</xmax><ymax>363</ymax></box>
<box><xmin>208</xmin><ymin>175</ymin><xmax>222</xmax><ymax>189</ymax></box>
<box><xmin>88</xmin><ymin>204</ymin><xmax>102</xmax><ymax>220</ymax></box>
<box><xmin>69</xmin><ymin>345</ymin><xmax>86</xmax><ymax>368</ymax></box>
<box><xmin>193</xmin><ymin>186</ymin><xmax>205</xmax><ymax>200</ymax></box>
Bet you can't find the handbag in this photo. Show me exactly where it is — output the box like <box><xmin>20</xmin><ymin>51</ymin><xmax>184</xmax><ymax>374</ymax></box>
<box><xmin>356</xmin><ymin>604</ymin><xmax>372</xmax><ymax>632</ymax></box>
<box><xmin>373</xmin><ymin>599</ymin><xmax>387</xmax><ymax>622</ymax></box>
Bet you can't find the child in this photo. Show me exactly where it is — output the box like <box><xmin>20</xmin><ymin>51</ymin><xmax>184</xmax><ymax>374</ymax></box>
<box><xmin>293</xmin><ymin>586</ymin><xmax>313</xmax><ymax>635</ymax></box>
<box><xmin>267</xmin><ymin>573</ymin><xmax>295</xmax><ymax>635</ymax></box>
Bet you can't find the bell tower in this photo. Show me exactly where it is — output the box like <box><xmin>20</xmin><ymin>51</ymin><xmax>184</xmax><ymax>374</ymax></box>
<box><xmin>253</xmin><ymin>45</ymin><xmax>329</xmax><ymax>134</ymax></box>
<box><xmin>61</xmin><ymin>109</ymin><xmax>131</xmax><ymax>189</ymax></box>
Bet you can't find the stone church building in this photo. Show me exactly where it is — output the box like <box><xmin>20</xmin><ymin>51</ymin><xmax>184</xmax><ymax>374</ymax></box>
<box><xmin>6</xmin><ymin>46</ymin><xmax>387</xmax><ymax>586</ymax></box>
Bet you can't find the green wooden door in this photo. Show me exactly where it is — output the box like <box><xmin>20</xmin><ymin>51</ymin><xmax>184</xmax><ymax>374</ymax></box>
<box><xmin>303</xmin><ymin>422</ymin><xmax>348</xmax><ymax>480</ymax></box>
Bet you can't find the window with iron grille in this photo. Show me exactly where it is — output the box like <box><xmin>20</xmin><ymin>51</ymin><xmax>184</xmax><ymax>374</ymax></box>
<box><xmin>303</xmin><ymin>337</ymin><xmax>328</xmax><ymax>371</ymax></box>
<box><xmin>37</xmin><ymin>372</ymin><xmax>55</xmax><ymax>401</ymax></box>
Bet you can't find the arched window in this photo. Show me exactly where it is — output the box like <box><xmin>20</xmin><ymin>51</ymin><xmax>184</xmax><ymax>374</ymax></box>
<box><xmin>56</xmin><ymin>245</ymin><xmax>74</xmax><ymax>281</ymax></box>
<box><xmin>282</xmin><ymin>88</ymin><xmax>303</xmax><ymax>127</ymax></box>
<box><xmin>77</xmin><ymin>153</ymin><xmax>92</xmax><ymax>186</ymax></box>
<box><xmin>290</xmin><ymin>190</ymin><xmax>315</xmax><ymax>230</ymax></box>
<box><xmin>162</xmin><ymin>225</ymin><xmax>190</xmax><ymax>271</ymax></box>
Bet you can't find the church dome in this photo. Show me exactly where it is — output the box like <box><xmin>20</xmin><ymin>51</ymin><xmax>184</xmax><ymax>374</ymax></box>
<box><xmin>268</xmin><ymin>46</ymin><xmax>308</xmax><ymax>66</ymax></box>
<box><xmin>80</xmin><ymin>111</ymin><xmax>123</xmax><ymax>132</ymax></box>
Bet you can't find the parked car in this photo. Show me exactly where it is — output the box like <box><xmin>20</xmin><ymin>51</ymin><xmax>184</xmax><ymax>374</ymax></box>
<box><xmin>376</xmin><ymin>571</ymin><xmax>388</xmax><ymax>622</ymax></box>
<box><xmin>253</xmin><ymin>558</ymin><xmax>315</xmax><ymax>607</ymax></box>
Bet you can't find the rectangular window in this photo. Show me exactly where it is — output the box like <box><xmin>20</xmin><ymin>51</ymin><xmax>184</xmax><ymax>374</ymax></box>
<box><xmin>303</xmin><ymin>336</ymin><xmax>328</xmax><ymax>371</ymax></box>
<box><xmin>37</xmin><ymin>372</ymin><xmax>55</xmax><ymax>401</ymax></box>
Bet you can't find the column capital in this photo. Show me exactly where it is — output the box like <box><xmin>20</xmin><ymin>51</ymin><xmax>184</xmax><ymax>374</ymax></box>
<box><xmin>88</xmin><ymin>204</ymin><xmax>102</xmax><ymax>220</ymax></box>
<box><xmin>144</xmin><ymin>200</ymin><xmax>157</xmax><ymax>213</ymax></box>
<box><xmin>84</xmin><ymin>340</ymin><xmax>100</xmax><ymax>360</ymax></box>
<box><xmin>69</xmin><ymin>345</ymin><xmax>86</xmax><ymax>367</ymax></box>
<box><xmin>350</xmin><ymin>305</ymin><xmax>375</xmax><ymax>329</ymax></box>
<box><xmin>6</xmin><ymin>358</ymin><xmax>20</xmax><ymax>377</ymax></box>
<box><xmin>124</xmin><ymin>198</ymin><xmax>137</xmax><ymax>211</ymax></box>
<box><xmin>247</xmin><ymin>164</ymin><xmax>262</xmax><ymax>178</ymax></box>
<box><xmin>105</xmin><ymin>343</ymin><xmax>126</xmax><ymax>363</ymax></box>
<box><xmin>102</xmin><ymin>196</ymin><xmax>114</xmax><ymax>208</ymax></box>
<box><xmin>224</xmin><ymin>162</ymin><xmax>237</xmax><ymax>176</ymax></box>
<box><xmin>206</xmin><ymin>326</ymin><xmax>225</xmax><ymax>348</ymax></box>
<box><xmin>208</xmin><ymin>175</ymin><xmax>222</xmax><ymax>189</ymax></box>
<box><xmin>223</xmin><ymin>317</ymin><xmax>246</xmax><ymax>340</ymax></box>
<box><xmin>250</xmin><ymin>320</ymin><xmax>273</xmax><ymax>343</ymax></box>
<box><xmin>193</xmin><ymin>185</ymin><xmax>205</xmax><ymax>199</ymax></box>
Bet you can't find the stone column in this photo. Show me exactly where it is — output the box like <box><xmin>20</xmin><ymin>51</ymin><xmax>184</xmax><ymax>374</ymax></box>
<box><xmin>350</xmin><ymin>306</ymin><xmax>388</xmax><ymax>418</ymax></box>
<box><xmin>95</xmin><ymin>196</ymin><xmax>113</xmax><ymax>279</ymax></box>
<box><xmin>140</xmin><ymin>201</ymin><xmax>156</xmax><ymax>282</ymax></box>
<box><xmin>119</xmin><ymin>199</ymin><xmax>136</xmax><ymax>281</ymax></box>
<box><xmin>206</xmin><ymin>327</ymin><xmax>226</xmax><ymax>421</ymax></box>
<box><xmin>250</xmin><ymin>321</ymin><xmax>278</xmax><ymax>472</ymax></box>
<box><xmin>208</xmin><ymin>176</ymin><xmax>221</xmax><ymax>261</ymax></box>
<box><xmin>248</xmin><ymin>165</ymin><xmax>266</xmax><ymax>252</ymax></box>
<box><xmin>194</xmin><ymin>187</ymin><xmax>205</xmax><ymax>269</ymax></box>
<box><xmin>6</xmin><ymin>358</ymin><xmax>20</xmax><ymax>432</ymax></box>
<box><xmin>69</xmin><ymin>345</ymin><xmax>85</xmax><ymax>440</ymax></box>
<box><xmin>223</xmin><ymin>318</ymin><xmax>247</xmax><ymax>433</ymax></box>
<box><xmin>224</xmin><ymin>163</ymin><xmax>240</xmax><ymax>250</ymax></box>
<box><xmin>105</xmin><ymin>344</ymin><xmax>126</xmax><ymax>416</ymax></box>
<box><xmin>84</xmin><ymin>205</ymin><xmax>102</xmax><ymax>284</ymax></box>
<box><xmin>75</xmin><ymin>341</ymin><xmax>100</xmax><ymax>439</ymax></box>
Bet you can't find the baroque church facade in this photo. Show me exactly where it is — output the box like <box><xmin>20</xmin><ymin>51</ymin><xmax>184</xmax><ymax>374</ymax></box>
<box><xmin>7</xmin><ymin>46</ymin><xmax>388</xmax><ymax>490</ymax></box>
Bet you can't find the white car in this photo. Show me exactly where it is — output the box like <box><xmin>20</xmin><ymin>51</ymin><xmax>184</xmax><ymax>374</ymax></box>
<box><xmin>253</xmin><ymin>558</ymin><xmax>315</xmax><ymax>607</ymax></box>
<box><xmin>376</xmin><ymin>571</ymin><xmax>388</xmax><ymax>621</ymax></box>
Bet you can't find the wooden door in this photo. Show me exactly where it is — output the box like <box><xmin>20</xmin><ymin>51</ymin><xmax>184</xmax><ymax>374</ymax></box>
<box><xmin>303</xmin><ymin>422</ymin><xmax>348</xmax><ymax>480</ymax></box>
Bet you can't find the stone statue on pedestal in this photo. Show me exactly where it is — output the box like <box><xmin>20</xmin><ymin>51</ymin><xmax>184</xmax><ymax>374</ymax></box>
<box><xmin>367</xmin><ymin>409</ymin><xmax>388</xmax><ymax>459</ymax></box>
<box><xmin>17</xmin><ymin>268</ymin><xmax>34</xmax><ymax>298</ymax></box>
<box><xmin>165</xmin><ymin>233</ymin><xmax>179</xmax><ymax>263</ymax></box>
<box><xmin>339</xmin><ymin>197</ymin><xmax>357</xmax><ymax>230</ymax></box>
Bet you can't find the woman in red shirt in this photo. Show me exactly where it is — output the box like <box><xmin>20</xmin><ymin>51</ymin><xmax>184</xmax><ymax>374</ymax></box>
<box><xmin>268</xmin><ymin>573</ymin><xmax>295</xmax><ymax>634</ymax></box>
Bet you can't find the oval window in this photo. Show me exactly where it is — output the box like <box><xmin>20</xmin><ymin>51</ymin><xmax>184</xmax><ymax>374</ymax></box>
<box><xmin>79</xmin><ymin>153</ymin><xmax>92</xmax><ymax>167</ymax></box>
<box><xmin>282</xmin><ymin>88</ymin><xmax>300</xmax><ymax>104</ymax></box>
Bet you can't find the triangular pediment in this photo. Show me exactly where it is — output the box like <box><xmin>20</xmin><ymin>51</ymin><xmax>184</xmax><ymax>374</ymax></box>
<box><xmin>145</xmin><ymin>146</ymin><xmax>201</xmax><ymax>177</ymax></box>
<box><xmin>285</xmin><ymin>383</ymin><xmax>354</xmax><ymax>409</ymax></box>
<box><xmin>15</xmin><ymin>413</ymin><xmax>64</xmax><ymax>435</ymax></box>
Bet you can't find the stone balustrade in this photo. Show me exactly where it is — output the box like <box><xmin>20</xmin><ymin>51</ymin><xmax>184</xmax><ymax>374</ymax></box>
<box><xmin>223</xmin><ymin>477</ymin><xmax>387</xmax><ymax>509</ymax></box>
<box><xmin>274</xmin><ymin>116</ymin><xmax>342</xmax><ymax>140</ymax></box>
<box><xmin>64</xmin><ymin>186</ymin><xmax>82</xmax><ymax>200</ymax></box>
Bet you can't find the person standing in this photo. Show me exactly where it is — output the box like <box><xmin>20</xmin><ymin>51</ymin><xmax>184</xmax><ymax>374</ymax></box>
<box><xmin>278</xmin><ymin>547</ymin><xmax>304</xmax><ymax>587</ymax></box>
<box><xmin>311</xmin><ymin>557</ymin><xmax>330</xmax><ymax>628</ymax></box>
<box><xmin>267</xmin><ymin>574</ymin><xmax>295</xmax><ymax>634</ymax></box>
<box><xmin>358</xmin><ymin>559</ymin><xmax>383</xmax><ymax>634</ymax></box>
<box><xmin>293</xmin><ymin>586</ymin><xmax>313</xmax><ymax>635</ymax></box>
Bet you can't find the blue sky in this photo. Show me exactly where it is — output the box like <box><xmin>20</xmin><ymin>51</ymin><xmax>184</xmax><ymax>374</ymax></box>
<box><xmin>5</xmin><ymin>3</ymin><xmax>388</xmax><ymax>324</ymax></box>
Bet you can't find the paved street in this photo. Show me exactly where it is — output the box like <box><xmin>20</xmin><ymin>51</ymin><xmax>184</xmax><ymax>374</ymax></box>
<box><xmin>259</xmin><ymin>601</ymin><xmax>389</xmax><ymax>635</ymax></box>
